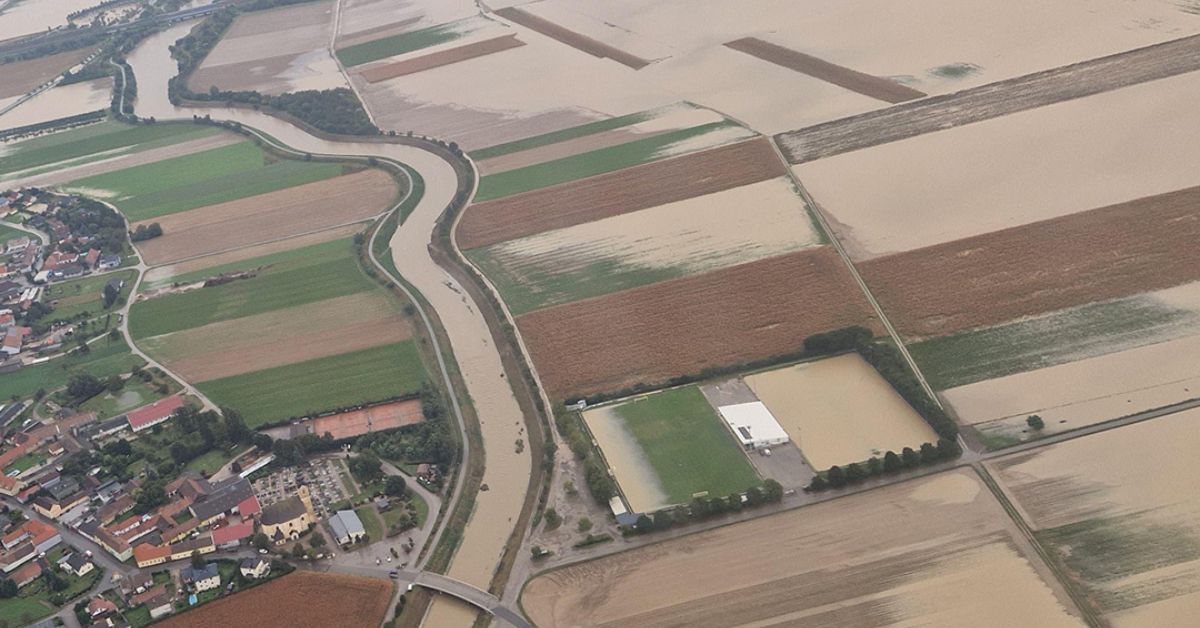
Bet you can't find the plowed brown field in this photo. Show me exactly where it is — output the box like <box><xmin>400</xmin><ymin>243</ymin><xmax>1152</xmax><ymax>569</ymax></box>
<box><xmin>0</xmin><ymin>49</ymin><xmax>92</xmax><ymax>98</ymax></box>
<box><xmin>133</xmin><ymin>169</ymin><xmax>395</xmax><ymax>265</ymax></box>
<box><xmin>456</xmin><ymin>138</ymin><xmax>784</xmax><ymax>249</ymax></box>
<box><xmin>360</xmin><ymin>34</ymin><xmax>525</xmax><ymax>82</ymax></box>
<box><xmin>158</xmin><ymin>572</ymin><xmax>390</xmax><ymax>627</ymax></box>
<box><xmin>725</xmin><ymin>37</ymin><xmax>925</xmax><ymax>104</ymax></box>
<box><xmin>517</xmin><ymin>248</ymin><xmax>879</xmax><ymax>400</ymax></box>
<box><xmin>860</xmin><ymin>185</ymin><xmax>1200</xmax><ymax>338</ymax></box>
<box><xmin>494</xmin><ymin>7</ymin><xmax>648</xmax><ymax>69</ymax></box>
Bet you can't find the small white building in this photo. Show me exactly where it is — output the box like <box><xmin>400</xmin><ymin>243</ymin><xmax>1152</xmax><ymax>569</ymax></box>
<box><xmin>239</xmin><ymin>557</ymin><xmax>270</xmax><ymax>579</ymax></box>
<box><xmin>328</xmin><ymin>509</ymin><xmax>366</xmax><ymax>545</ymax></box>
<box><xmin>717</xmin><ymin>402</ymin><xmax>789</xmax><ymax>449</ymax></box>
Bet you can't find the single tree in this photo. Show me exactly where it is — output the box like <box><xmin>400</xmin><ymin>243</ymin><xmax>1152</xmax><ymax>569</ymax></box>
<box><xmin>919</xmin><ymin>442</ymin><xmax>940</xmax><ymax>464</ymax></box>
<box><xmin>252</xmin><ymin>532</ymin><xmax>270</xmax><ymax>551</ymax></box>
<box><xmin>292</xmin><ymin>543</ymin><xmax>306</xmax><ymax>559</ymax></box>
<box><xmin>901</xmin><ymin>447</ymin><xmax>921</xmax><ymax>468</ymax></box>
<box><xmin>845</xmin><ymin>463</ymin><xmax>866</xmax><ymax>482</ymax></box>
<box><xmin>827</xmin><ymin>465</ymin><xmax>846</xmax><ymax>488</ymax></box>
<box><xmin>190</xmin><ymin>550</ymin><xmax>205</xmax><ymax>570</ymax></box>
<box><xmin>384</xmin><ymin>475</ymin><xmax>406</xmax><ymax>498</ymax></box>
<box><xmin>807</xmin><ymin>474</ymin><xmax>828</xmax><ymax>492</ymax></box>
<box><xmin>1026</xmin><ymin>414</ymin><xmax>1045</xmax><ymax>430</ymax></box>
<box><xmin>883</xmin><ymin>451</ymin><xmax>902</xmax><ymax>473</ymax></box>
<box><xmin>577</xmin><ymin>517</ymin><xmax>593</xmax><ymax>533</ymax></box>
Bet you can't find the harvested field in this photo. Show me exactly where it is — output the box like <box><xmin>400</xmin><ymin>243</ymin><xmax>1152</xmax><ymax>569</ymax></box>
<box><xmin>457</xmin><ymin>138</ymin><xmax>784</xmax><ymax>249</ymax></box>
<box><xmin>303</xmin><ymin>398</ymin><xmax>423</xmax><ymax>440</ymax></box>
<box><xmin>859</xmin><ymin>185</ymin><xmax>1200</xmax><ymax>338</ymax></box>
<box><xmin>796</xmin><ymin>69</ymin><xmax>1200</xmax><ymax>260</ymax></box>
<box><xmin>0</xmin><ymin>77</ymin><xmax>111</xmax><ymax>131</ymax></box>
<box><xmin>189</xmin><ymin>0</ymin><xmax>346</xmax><ymax>94</ymax></box>
<box><xmin>518</xmin><ymin>248</ymin><xmax>879</xmax><ymax>400</ymax></box>
<box><xmin>583</xmin><ymin>386</ymin><xmax>759</xmax><ymax>512</ymax></box>
<box><xmin>141</xmin><ymin>223</ymin><xmax>362</xmax><ymax>288</ymax></box>
<box><xmin>912</xmin><ymin>281</ymin><xmax>1200</xmax><ymax>391</ymax></box>
<box><xmin>467</xmin><ymin>177</ymin><xmax>819</xmax><ymax>313</ymax></box>
<box><xmin>779</xmin><ymin>32</ymin><xmax>1200</xmax><ymax>163</ymax></box>
<box><xmin>945</xmin><ymin>332</ymin><xmax>1200</xmax><ymax>437</ymax></box>
<box><xmin>0</xmin><ymin>49</ymin><xmax>92</xmax><ymax>99</ymax></box>
<box><xmin>523</xmin><ymin>469</ymin><xmax>1084</xmax><ymax>627</ymax></box>
<box><xmin>725</xmin><ymin>37</ymin><xmax>925</xmax><ymax>104</ymax></box>
<box><xmin>335</xmin><ymin>0</ymin><xmax>476</xmax><ymax>48</ymax></box>
<box><xmin>360</xmin><ymin>34</ymin><xmax>525</xmax><ymax>82</ymax></box>
<box><xmin>745</xmin><ymin>354</ymin><xmax>937</xmax><ymax>469</ymax></box>
<box><xmin>158</xmin><ymin>571</ymin><xmax>391</xmax><ymax>627</ymax></box>
<box><xmin>336</xmin><ymin>16</ymin><xmax>487</xmax><ymax>66</ymax></box>
<box><xmin>495</xmin><ymin>6</ymin><xmax>648</xmax><ymax>69</ymax></box>
<box><xmin>989</xmin><ymin>410</ymin><xmax>1200</xmax><ymax>624</ymax></box>
<box><xmin>132</xmin><ymin>169</ymin><xmax>396</xmax><ymax>266</ymax></box>
<box><xmin>141</xmin><ymin>292</ymin><xmax>411</xmax><ymax>381</ymax></box>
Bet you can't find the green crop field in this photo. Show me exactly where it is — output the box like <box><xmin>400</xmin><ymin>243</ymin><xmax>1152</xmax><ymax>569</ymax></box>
<box><xmin>129</xmin><ymin>239</ymin><xmax>375</xmax><ymax>339</ymax></box>
<box><xmin>0</xmin><ymin>120</ymin><xmax>219</xmax><ymax>177</ymax></box>
<box><xmin>609</xmin><ymin>386</ymin><xmax>759</xmax><ymax>504</ymax></box>
<box><xmin>65</xmin><ymin>141</ymin><xmax>347</xmax><ymax>222</ymax></box>
<box><xmin>336</xmin><ymin>20</ymin><xmax>472</xmax><ymax>67</ymax></box>
<box><xmin>474</xmin><ymin>121</ymin><xmax>739</xmax><ymax>201</ymax></box>
<box><xmin>197</xmin><ymin>341</ymin><xmax>427</xmax><ymax>427</ymax></box>
<box><xmin>0</xmin><ymin>338</ymin><xmax>145</xmax><ymax>401</ymax></box>
<box><xmin>466</xmin><ymin>247</ymin><xmax>677</xmax><ymax>315</ymax></box>
<box><xmin>470</xmin><ymin>109</ymin><xmax>659</xmax><ymax>160</ymax></box>
<box><xmin>910</xmin><ymin>292</ymin><xmax>1198</xmax><ymax>390</ymax></box>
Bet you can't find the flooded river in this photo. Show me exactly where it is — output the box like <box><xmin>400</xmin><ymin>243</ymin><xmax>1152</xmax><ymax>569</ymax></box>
<box><xmin>127</xmin><ymin>24</ymin><xmax>532</xmax><ymax>626</ymax></box>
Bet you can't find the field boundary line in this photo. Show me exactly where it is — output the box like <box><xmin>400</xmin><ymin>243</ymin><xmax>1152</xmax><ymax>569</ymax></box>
<box><xmin>971</xmin><ymin>464</ymin><xmax>1102</xmax><ymax>627</ymax></box>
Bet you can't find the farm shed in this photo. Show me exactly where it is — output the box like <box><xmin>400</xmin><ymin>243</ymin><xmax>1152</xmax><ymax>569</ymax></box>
<box><xmin>717</xmin><ymin>402</ymin><xmax>789</xmax><ymax>449</ymax></box>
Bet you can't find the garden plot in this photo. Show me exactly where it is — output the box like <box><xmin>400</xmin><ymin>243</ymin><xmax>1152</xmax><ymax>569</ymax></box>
<box><xmin>518</xmin><ymin>247</ymin><xmax>879</xmax><ymax>400</ymax></box>
<box><xmin>139</xmin><ymin>291</ymin><xmax>411</xmax><ymax>382</ymax></box>
<box><xmin>796</xmin><ymin>69</ymin><xmax>1200</xmax><ymax>261</ymax></box>
<box><xmin>744</xmin><ymin>353</ymin><xmax>936</xmax><ymax>470</ymax></box>
<box><xmin>989</xmin><ymin>410</ymin><xmax>1200</xmax><ymax>625</ymax></box>
<box><xmin>944</xmin><ymin>333</ymin><xmax>1200</xmax><ymax>442</ymax></box>
<box><xmin>523</xmin><ymin>469</ymin><xmax>1084</xmax><ymax>627</ymax></box>
<box><xmin>131</xmin><ymin>169</ymin><xmax>396</xmax><ymax>266</ymax></box>
<box><xmin>582</xmin><ymin>386</ymin><xmax>759</xmax><ymax>513</ymax></box>
<box><xmin>467</xmin><ymin>176</ymin><xmax>819</xmax><ymax>313</ymax></box>
<box><xmin>189</xmin><ymin>0</ymin><xmax>347</xmax><ymax>94</ymax></box>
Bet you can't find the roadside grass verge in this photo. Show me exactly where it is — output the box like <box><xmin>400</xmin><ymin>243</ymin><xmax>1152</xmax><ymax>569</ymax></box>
<box><xmin>0</xmin><ymin>120</ymin><xmax>219</xmax><ymax>177</ymax></box>
<box><xmin>474</xmin><ymin>121</ymin><xmax>743</xmax><ymax>201</ymax></box>
<box><xmin>129</xmin><ymin>239</ymin><xmax>374</xmax><ymax>339</ymax></box>
<box><xmin>609</xmin><ymin>386</ymin><xmax>759</xmax><ymax>504</ymax></box>
<box><xmin>65</xmin><ymin>141</ymin><xmax>346</xmax><ymax>222</ymax></box>
<box><xmin>196</xmin><ymin>341</ymin><xmax>427</xmax><ymax>427</ymax></box>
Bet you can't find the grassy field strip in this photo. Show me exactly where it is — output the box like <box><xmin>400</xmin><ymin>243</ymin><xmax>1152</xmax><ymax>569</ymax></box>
<box><xmin>130</xmin><ymin>239</ymin><xmax>375</xmax><ymax>339</ymax></box>
<box><xmin>473</xmin><ymin>120</ymin><xmax>750</xmax><ymax>201</ymax></box>
<box><xmin>64</xmin><ymin>141</ymin><xmax>347</xmax><ymax>222</ymax></box>
<box><xmin>0</xmin><ymin>121</ymin><xmax>219</xmax><ymax>177</ymax></box>
<box><xmin>42</xmin><ymin>269</ymin><xmax>136</xmax><ymax>323</ymax></box>
<box><xmin>197</xmin><ymin>341</ymin><xmax>427</xmax><ymax>427</ymax></box>
<box><xmin>912</xmin><ymin>284</ymin><xmax>1200</xmax><ymax>390</ymax></box>
<box><xmin>470</xmin><ymin>109</ymin><xmax>659</xmax><ymax>160</ymax></box>
<box><xmin>465</xmin><ymin>176</ymin><xmax>821</xmax><ymax>314</ymax></box>
<box><xmin>336</xmin><ymin>17</ymin><xmax>485</xmax><ymax>67</ymax></box>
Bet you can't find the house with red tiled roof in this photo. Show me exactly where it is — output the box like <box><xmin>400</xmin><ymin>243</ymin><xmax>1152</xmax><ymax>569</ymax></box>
<box><xmin>126</xmin><ymin>396</ymin><xmax>185</xmax><ymax>432</ymax></box>
<box><xmin>132</xmin><ymin>543</ymin><xmax>171</xmax><ymax>569</ymax></box>
<box><xmin>212</xmin><ymin>519</ymin><xmax>254</xmax><ymax>549</ymax></box>
<box><xmin>10</xmin><ymin>559</ymin><xmax>41</xmax><ymax>588</ymax></box>
<box><xmin>84</xmin><ymin>248</ymin><xmax>100</xmax><ymax>268</ymax></box>
<box><xmin>87</xmin><ymin>595</ymin><xmax>118</xmax><ymax>619</ymax></box>
<box><xmin>0</xmin><ymin>475</ymin><xmax>24</xmax><ymax>497</ymax></box>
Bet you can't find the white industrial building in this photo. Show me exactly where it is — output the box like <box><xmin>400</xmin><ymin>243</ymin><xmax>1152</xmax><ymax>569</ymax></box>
<box><xmin>717</xmin><ymin>402</ymin><xmax>789</xmax><ymax>449</ymax></box>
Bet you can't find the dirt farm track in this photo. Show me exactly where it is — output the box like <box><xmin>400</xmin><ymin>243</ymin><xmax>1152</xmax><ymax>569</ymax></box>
<box><xmin>518</xmin><ymin>248</ymin><xmax>880</xmax><ymax>400</ymax></box>
<box><xmin>777</xmin><ymin>32</ymin><xmax>1200</xmax><ymax>163</ymax></box>
<box><xmin>859</xmin><ymin>185</ymin><xmax>1200</xmax><ymax>338</ymax></box>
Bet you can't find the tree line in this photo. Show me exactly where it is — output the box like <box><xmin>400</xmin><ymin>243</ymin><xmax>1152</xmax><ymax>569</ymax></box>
<box><xmin>806</xmin><ymin>439</ymin><xmax>962</xmax><ymax>492</ymax></box>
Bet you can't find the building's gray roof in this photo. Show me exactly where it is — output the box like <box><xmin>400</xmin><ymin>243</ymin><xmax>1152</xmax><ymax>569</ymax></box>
<box><xmin>328</xmin><ymin>509</ymin><xmax>365</xmax><ymax>541</ymax></box>
<box><xmin>180</xmin><ymin>563</ymin><xmax>219</xmax><ymax>583</ymax></box>
<box><xmin>240</xmin><ymin>556</ymin><xmax>267</xmax><ymax>570</ymax></box>
<box><xmin>189</xmin><ymin>477</ymin><xmax>253</xmax><ymax>521</ymax></box>
<box><xmin>260</xmin><ymin>495</ymin><xmax>308</xmax><ymax>526</ymax></box>
<box><xmin>65</xmin><ymin>553</ymin><xmax>90</xmax><ymax>570</ymax></box>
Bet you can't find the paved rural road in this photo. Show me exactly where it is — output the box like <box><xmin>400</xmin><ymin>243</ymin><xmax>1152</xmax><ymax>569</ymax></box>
<box><xmin>124</xmin><ymin>24</ymin><xmax>533</xmax><ymax>625</ymax></box>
